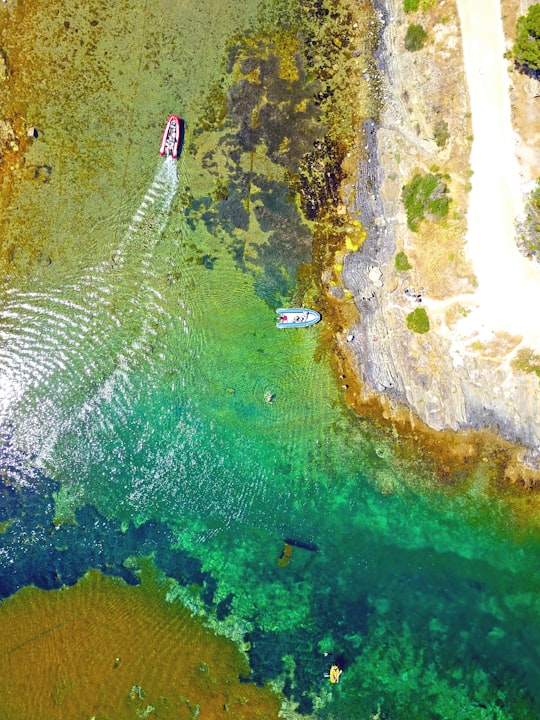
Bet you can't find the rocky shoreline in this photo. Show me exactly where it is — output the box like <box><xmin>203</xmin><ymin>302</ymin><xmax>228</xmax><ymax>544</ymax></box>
<box><xmin>340</xmin><ymin>0</ymin><xmax>540</xmax><ymax>465</ymax></box>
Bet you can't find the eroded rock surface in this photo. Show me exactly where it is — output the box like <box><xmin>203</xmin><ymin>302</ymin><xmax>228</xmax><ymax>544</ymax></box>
<box><xmin>342</xmin><ymin>0</ymin><xmax>540</xmax><ymax>458</ymax></box>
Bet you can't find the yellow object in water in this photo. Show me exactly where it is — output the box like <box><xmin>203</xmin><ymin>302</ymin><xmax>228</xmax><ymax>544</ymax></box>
<box><xmin>329</xmin><ymin>665</ymin><xmax>342</xmax><ymax>684</ymax></box>
<box><xmin>277</xmin><ymin>542</ymin><xmax>293</xmax><ymax>567</ymax></box>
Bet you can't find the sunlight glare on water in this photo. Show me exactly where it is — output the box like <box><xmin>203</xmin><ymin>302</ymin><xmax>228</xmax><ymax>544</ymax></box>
<box><xmin>0</xmin><ymin>157</ymin><xmax>179</xmax><ymax>464</ymax></box>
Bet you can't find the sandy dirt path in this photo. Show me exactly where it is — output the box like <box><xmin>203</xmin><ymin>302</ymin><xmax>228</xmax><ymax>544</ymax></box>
<box><xmin>454</xmin><ymin>0</ymin><xmax>540</xmax><ymax>349</ymax></box>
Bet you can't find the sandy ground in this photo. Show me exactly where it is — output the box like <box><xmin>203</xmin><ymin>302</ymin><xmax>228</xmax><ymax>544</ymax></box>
<box><xmin>452</xmin><ymin>0</ymin><xmax>540</xmax><ymax>350</ymax></box>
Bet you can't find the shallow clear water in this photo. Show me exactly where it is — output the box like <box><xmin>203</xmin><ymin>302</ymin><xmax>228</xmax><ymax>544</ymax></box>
<box><xmin>1</xmin><ymin>0</ymin><xmax>539</xmax><ymax>718</ymax></box>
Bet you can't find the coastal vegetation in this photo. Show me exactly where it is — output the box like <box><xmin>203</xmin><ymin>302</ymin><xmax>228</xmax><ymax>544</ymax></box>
<box><xmin>511</xmin><ymin>3</ymin><xmax>540</xmax><ymax>72</ymax></box>
<box><xmin>518</xmin><ymin>178</ymin><xmax>540</xmax><ymax>259</ymax></box>
<box><xmin>511</xmin><ymin>347</ymin><xmax>540</xmax><ymax>377</ymax></box>
<box><xmin>194</xmin><ymin>0</ymin><xmax>380</xmax><ymax>311</ymax></box>
<box><xmin>433</xmin><ymin>119</ymin><xmax>449</xmax><ymax>148</ymax></box>
<box><xmin>405</xmin><ymin>23</ymin><xmax>428</xmax><ymax>52</ymax></box>
<box><xmin>4</xmin><ymin>2</ymin><xmax>540</xmax><ymax>720</ymax></box>
<box><xmin>401</xmin><ymin>172</ymin><xmax>450</xmax><ymax>231</ymax></box>
<box><xmin>395</xmin><ymin>251</ymin><xmax>412</xmax><ymax>270</ymax></box>
<box><xmin>406</xmin><ymin>306</ymin><xmax>430</xmax><ymax>333</ymax></box>
<box><xmin>403</xmin><ymin>0</ymin><xmax>436</xmax><ymax>11</ymax></box>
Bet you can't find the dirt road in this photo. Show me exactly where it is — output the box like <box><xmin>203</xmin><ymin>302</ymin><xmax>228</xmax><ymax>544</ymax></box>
<box><xmin>455</xmin><ymin>0</ymin><xmax>540</xmax><ymax>349</ymax></box>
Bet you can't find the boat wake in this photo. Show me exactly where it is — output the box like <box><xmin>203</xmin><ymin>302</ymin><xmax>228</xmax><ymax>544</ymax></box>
<box><xmin>0</xmin><ymin>157</ymin><xmax>180</xmax><ymax>463</ymax></box>
<box><xmin>116</xmin><ymin>155</ymin><xmax>179</xmax><ymax>260</ymax></box>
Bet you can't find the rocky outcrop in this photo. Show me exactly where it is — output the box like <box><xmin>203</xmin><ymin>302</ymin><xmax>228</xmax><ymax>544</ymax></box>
<box><xmin>0</xmin><ymin>49</ymin><xmax>8</xmax><ymax>83</ymax></box>
<box><xmin>341</xmin><ymin>0</ymin><xmax>540</xmax><ymax>459</ymax></box>
<box><xmin>0</xmin><ymin>117</ymin><xmax>18</xmax><ymax>157</ymax></box>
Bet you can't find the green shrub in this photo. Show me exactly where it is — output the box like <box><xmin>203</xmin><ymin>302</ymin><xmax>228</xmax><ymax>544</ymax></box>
<box><xmin>395</xmin><ymin>251</ymin><xmax>412</xmax><ymax>271</ymax></box>
<box><xmin>520</xmin><ymin>178</ymin><xmax>540</xmax><ymax>255</ymax></box>
<box><xmin>433</xmin><ymin>120</ymin><xmax>449</xmax><ymax>148</ymax></box>
<box><xmin>531</xmin><ymin>178</ymin><xmax>540</xmax><ymax>211</ymax></box>
<box><xmin>406</xmin><ymin>307</ymin><xmax>430</xmax><ymax>333</ymax></box>
<box><xmin>427</xmin><ymin>195</ymin><xmax>450</xmax><ymax>217</ymax></box>
<box><xmin>512</xmin><ymin>347</ymin><xmax>540</xmax><ymax>376</ymax></box>
<box><xmin>512</xmin><ymin>4</ymin><xmax>540</xmax><ymax>71</ymax></box>
<box><xmin>402</xmin><ymin>172</ymin><xmax>450</xmax><ymax>231</ymax></box>
<box><xmin>403</xmin><ymin>0</ymin><xmax>420</xmax><ymax>11</ymax></box>
<box><xmin>405</xmin><ymin>23</ymin><xmax>428</xmax><ymax>51</ymax></box>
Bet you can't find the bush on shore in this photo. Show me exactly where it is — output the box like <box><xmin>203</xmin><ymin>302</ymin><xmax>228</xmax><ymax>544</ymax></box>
<box><xmin>403</xmin><ymin>0</ymin><xmax>420</xmax><ymax>11</ymax></box>
<box><xmin>401</xmin><ymin>172</ymin><xmax>450</xmax><ymax>231</ymax></box>
<box><xmin>511</xmin><ymin>4</ymin><xmax>540</xmax><ymax>72</ymax></box>
<box><xmin>433</xmin><ymin>120</ymin><xmax>449</xmax><ymax>148</ymax></box>
<box><xmin>516</xmin><ymin>179</ymin><xmax>540</xmax><ymax>261</ymax></box>
<box><xmin>403</xmin><ymin>0</ymin><xmax>436</xmax><ymax>11</ymax></box>
<box><xmin>395</xmin><ymin>251</ymin><xmax>412</xmax><ymax>271</ymax></box>
<box><xmin>406</xmin><ymin>307</ymin><xmax>430</xmax><ymax>333</ymax></box>
<box><xmin>511</xmin><ymin>347</ymin><xmax>540</xmax><ymax>376</ymax></box>
<box><xmin>405</xmin><ymin>23</ymin><xmax>428</xmax><ymax>51</ymax></box>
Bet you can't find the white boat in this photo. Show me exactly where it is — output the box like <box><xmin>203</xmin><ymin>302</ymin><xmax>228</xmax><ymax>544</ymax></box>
<box><xmin>276</xmin><ymin>308</ymin><xmax>321</xmax><ymax>328</ymax></box>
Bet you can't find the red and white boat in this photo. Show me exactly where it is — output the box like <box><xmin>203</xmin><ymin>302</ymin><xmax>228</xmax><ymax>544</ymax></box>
<box><xmin>159</xmin><ymin>115</ymin><xmax>181</xmax><ymax>158</ymax></box>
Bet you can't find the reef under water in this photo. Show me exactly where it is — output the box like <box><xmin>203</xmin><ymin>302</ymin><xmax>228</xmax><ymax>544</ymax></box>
<box><xmin>0</xmin><ymin>567</ymin><xmax>281</xmax><ymax>719</ymax></box>
<box><xmin>1</xmin><ymin>0</ymin><xmax>540</xmax><ymax>718</ymax></box>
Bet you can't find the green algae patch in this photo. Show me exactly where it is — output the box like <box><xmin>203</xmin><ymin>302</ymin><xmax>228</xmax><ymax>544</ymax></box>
<box><xmin>186</xmin><ymin>0</ymin><xmax>378</xmax><ymax>310</ymax></box>
<box><xmin>0</xmin><ymin>569</ymin><xmax>281</xmax><ymax>720</ymax></box>
<box><xmin>0</xmin><ymin>519</ymin><xmax>13</xmax><ymax>534</ymax></box>
<box><xmin>0</xmin><ymin>0</ymin><xmax>263</xmax><ymax>281</ymax></box>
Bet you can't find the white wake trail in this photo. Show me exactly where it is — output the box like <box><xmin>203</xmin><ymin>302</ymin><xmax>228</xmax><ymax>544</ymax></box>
<box><xmin>0</xmin><ymin>158</ymin><xmax>180</xmax><ymax>460</ymax></box>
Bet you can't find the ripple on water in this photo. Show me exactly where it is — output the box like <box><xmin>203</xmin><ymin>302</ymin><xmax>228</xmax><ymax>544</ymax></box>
<box><xmin>0</xmin><ymin>159</ymin><xmax>180</xmax><ymax>456</ymax></box>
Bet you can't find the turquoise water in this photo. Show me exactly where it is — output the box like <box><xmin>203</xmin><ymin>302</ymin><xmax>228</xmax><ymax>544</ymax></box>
<box><xmin>1</xmin><ymin>0</ymin><xmax>540</xmax><ymax>717</ymax></box>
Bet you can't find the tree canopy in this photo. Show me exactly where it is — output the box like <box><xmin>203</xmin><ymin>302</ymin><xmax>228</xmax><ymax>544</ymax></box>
<box><xmin>512</xmin><ymin>3</ymin><xmax>540</xmax><ymax>72</ymax></box>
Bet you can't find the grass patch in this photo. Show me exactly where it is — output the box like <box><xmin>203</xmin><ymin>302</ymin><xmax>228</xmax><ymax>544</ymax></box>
<box><xmin>511</xmin><ymin>347</ymin><xmax>540</xmax><ymax>377</ymax></box>
<box><xmin>405</xmin><ymin>23</ymin><xmax>428</xmax><ymax>51</ymax></box>
<box><xmin>395</xmin><ymin>251</ymin><xmax>412</xmax><ymax>270</ymax></box>
<box><xmin>433</xmin><ymin>120</ymin><xmax>449</xmax><ymax>148</ymax></box>
<box><xmin>406</xmin><ymin>307</ymin><xmax>430</xmax><ymax>333</ymax></box>
<box><xmin>402</xmin><ymin>172</ymin><xmax>450</xmax><ymax>231</ymax></box>
<box><xmin>520</xmin><ymin>178</ymin><xmax>540</xmax><ymax>256</ymax></box>
<box><xmin>404</xmin><ymin>0</ymin><xmax>436</xmax><ymax>11</ymax></box>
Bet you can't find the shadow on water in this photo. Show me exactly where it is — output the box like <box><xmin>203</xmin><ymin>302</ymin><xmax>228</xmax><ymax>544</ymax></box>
<box><xmin>178</xmin><ymin>117</ymin><xmax>186</xmax><ymax>157</ymax></box>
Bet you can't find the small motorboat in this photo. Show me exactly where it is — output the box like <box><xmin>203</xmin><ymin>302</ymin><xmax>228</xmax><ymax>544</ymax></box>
<box><xmin>159</xmin><ymin>115</ymin><xmax>181</xmax><ymax>158</ymax></box>
<box><xmin>276</xmin><ymin>308</ymin><xmax>321</xmax><ymax>328</ymax></box>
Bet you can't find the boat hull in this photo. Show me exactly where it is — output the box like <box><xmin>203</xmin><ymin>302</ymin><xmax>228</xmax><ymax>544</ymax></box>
<box><xmin>276</xmin><ymin>308</ymin><xmax>321</xmax><ymax>328</ymax></box>
<box><xmin>159</xmin><ymin>115</ymin><xmax>181</xmax><ymax>158</ymax></box>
